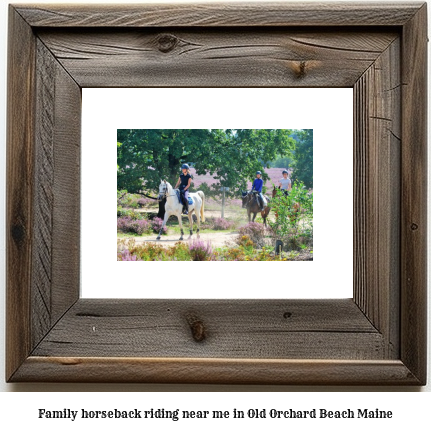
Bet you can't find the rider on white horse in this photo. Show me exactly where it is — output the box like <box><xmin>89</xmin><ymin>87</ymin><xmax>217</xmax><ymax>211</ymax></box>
<box><xmin>174</xmin><ymin>164</ymin><xmax>192</xmax><ymax>214</ymax></box>
<box><xmin>156</xmin><ymin>179</ymin><xmax>205</xmax><ymax>241</ymax></box>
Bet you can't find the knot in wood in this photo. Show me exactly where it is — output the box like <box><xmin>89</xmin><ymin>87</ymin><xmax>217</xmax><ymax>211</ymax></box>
<box><xmin>410</xmin><ymin>223</ymin><xmax>418</xmax><ymax>230</ymax></box>
<box><xmin>157</xmin><ymin>34</ymin><xmax>178</xmax><ymax>53</ymax></box>
<box><xmin>11</xmin><ymin>222</ymin><xmax>26</xmax><ymax>245</ymax></box>
<box><xmin>296</xmin><ymin>61</ymin><xmax>307</xmax><ymax>78</ymax></box>
<box><xmin>186</xmin><ymin>315</ymin><xmax>206</xmax><ymax>342</ymax></box>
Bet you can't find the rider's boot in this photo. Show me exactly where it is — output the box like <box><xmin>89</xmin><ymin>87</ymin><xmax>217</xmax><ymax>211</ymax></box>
<box><xmin>183</xmin><ymin>201</ymin><xmax>189</xmax><ymax>215</ymax></box>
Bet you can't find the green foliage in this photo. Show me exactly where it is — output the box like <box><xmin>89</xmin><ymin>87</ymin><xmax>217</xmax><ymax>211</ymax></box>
<box><xmin>291</xmin><ymin>129</ymin><xmax>313</xmax><ymax>188</ymax></box>
<box><xmin>117</xmin><ymin>129</ymin><xmax>295</xmax><ymax>195</ymax></box>
<box><xmin>117</xmin><ymin>208</ymin><xmax>145</xmax><ymax>219</ymax></box>
<box><xmin>117</xmin><ymin>129</ymin><xmax>213</xmax><ymax>192</ymax></box>
<box><xmin>203</xmin><ymin>129</ymin><xmax>295</xmax><ymax>193</ymax></box>
<box><xmin>272</xmin><ymin>156</ymin><xmax>293</xmax><ymax>168</ymax></box>
<box><xmin>196</xmin><ymin>182</ymin><xmax>219</xmax><ymax>199</ymax></box>
<box><xmin>269</xmin><ymin>181</ymin><xmax>313</xmax><ymax>249</ymax></box>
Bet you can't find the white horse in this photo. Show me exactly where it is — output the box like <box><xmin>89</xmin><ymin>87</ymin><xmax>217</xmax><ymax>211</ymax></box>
<box><xmin>156</xmin><ymin>180</ymin><xmax>205</xmax><ymax>241</ymax></box>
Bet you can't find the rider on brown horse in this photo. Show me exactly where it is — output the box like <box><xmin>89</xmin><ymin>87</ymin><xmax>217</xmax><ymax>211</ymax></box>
<box><xmin>241</xmin><ymin>171</ymin><xmax>271</xmax><ymax>226</ymax></box>
<box><xmin>250</xmin><ymin>171</ymin><xmax>265</xmax><ymax>211</ymax></box>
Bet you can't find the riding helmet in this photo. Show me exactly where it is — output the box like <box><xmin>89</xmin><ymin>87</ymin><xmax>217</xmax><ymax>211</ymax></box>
<box><xmin>282</xmin><ymin>169</ymin><xmax>288</xmax><ymax>174</ymax></box>
<box><xmin>181</xmin><ymin>164</ymin><xmax>190</xmax><ymax>170</ymax></box>
<box><xmin>256</xmin><ymin>171</ymin><xmax>262</xmax><ymax>175</ymax></box>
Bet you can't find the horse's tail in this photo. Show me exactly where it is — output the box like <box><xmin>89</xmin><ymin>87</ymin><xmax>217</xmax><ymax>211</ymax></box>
<box><xmin>197</xmin><ymin>191</ymin><xmax>205</xmax><ymax>222</ymax></box>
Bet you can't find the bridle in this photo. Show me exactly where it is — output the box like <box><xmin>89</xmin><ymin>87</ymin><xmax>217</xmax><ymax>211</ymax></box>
<box><xmin>158</xmin><ymin>181</ymin><xmax>179</xmax><ymax>202</ymax></box>
<box><xmin>242</xmin><ymin>191</ymin><xmax>252</xmax><ymax>207</ymax></box>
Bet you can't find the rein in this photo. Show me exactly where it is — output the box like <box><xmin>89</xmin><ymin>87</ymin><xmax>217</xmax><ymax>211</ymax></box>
<box><xmin>159</xmin><ymin>185</ymin><xmax>181</xmax><ymax>201</ymax></box>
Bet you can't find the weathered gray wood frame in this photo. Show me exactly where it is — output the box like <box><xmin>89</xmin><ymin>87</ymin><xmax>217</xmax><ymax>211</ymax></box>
<box><xmin>6</xmin><ymin>2</ymin><xmax>427</xmax><ymax>384</ymax></box>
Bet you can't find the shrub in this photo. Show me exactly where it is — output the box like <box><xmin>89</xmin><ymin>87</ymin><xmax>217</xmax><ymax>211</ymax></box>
<box><xmin>237</xmin><ymin>222</ymin><xmax>266</xmax><ymax>247</ymax></box>
<box><xmin>188</xmin><ymin>239</ymin><xmax>213</xmax><ymax>261</ymax></box>
<box><xmin>129</xmin><ymin>242</ymin><xmax>166</xmax><ymax>261</ymax></box>
<box><xmin>268</xmin><ymin>180</ymin><xmax>313</xmax><ymax>250</ymax></box>
<box><xmin>117</xmin><ymin>216</ymin><xmax>131</xmax><ymax>231</ymax></box>
<box><xmin>117</xmin><ymin>249</ymin><xmax>141</xmax><ymax>261</ymax></box>
<box><xmin>165</xmin><ymin>242</ymin><xmax>192</xmax><ymax>261</ymax></box>
<box><xmin>212</xmin><ymin>217</ymin><xmax>236</xmax><ymax>230</ymax></box>
<box><xmin>223</xmin><ymin>247</ymin><xmax>246</xmax><ymax>261</ymax></box>
<box><xmin>137</xmin><ymin>198</ymin><xmax>153</xmax><ymax>207</ymax></box>
<box><xmin>128</xmin><ymin>219</ymin><xmax>150</xmax><ymax>235</ymax></box>
<box><xmin>151</xmin><ymin>217</ymin><xmax>168</xmax><ymax>235</ymax></box>
<box><xmin>117</xmin><ymin>216</ymin><xmax>151</xmax><ymax>235</ymax></box>
<box><xmin>117</xmin><ymin>208</ymin><xmax>145</xmax><ymax>220</ymax></box>
<box><xmin>269</xmin><ymin>181</ymin><xmax>313</xmax><ymax>235</ymax></box>
<box><xmin>236</xmin><ymin>234</ymin><xmax>255</xmax><ymax>249</ymax></box>
<box><xmin>117</xmin><ymin>191</ymin><xmax>136</xmax><ymax>207</ymax></box>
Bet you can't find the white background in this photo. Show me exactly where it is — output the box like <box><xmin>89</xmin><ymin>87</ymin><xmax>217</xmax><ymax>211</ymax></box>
<box><xmin>0</xmin><ymin>0</ymin><xmax>430</xmax><ymax>417</ymax></box>
<box><xmin>82</xmin><ymin>87</ymin><xmax>353</xmax><ymax>299</ymax></box>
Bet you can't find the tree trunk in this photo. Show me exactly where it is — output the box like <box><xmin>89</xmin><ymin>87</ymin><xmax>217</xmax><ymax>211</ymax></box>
<box><xmin>157</xmin><ymin>197</ymin><xmax>166</xmax><ymax>219</ymax></box>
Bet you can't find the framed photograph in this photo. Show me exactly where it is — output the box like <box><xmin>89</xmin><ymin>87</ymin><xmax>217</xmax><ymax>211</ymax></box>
<box><xmin>6</xmin><ymin>2</ymin><xmax>427</xmax><ymax>384</ymax></box>
<box><xmin>83</xmin><ymin>87</ymin><xmax>352</xmax><ymax>300</ymax></box>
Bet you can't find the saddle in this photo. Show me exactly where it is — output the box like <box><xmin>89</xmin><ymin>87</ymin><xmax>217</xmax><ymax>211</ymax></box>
<box><xmin>251</xmin><ymin>191</ymin><xmax>267</xmax><ymax>207</ymax></box>
<box><xmin>176</xmin><ymin>190</ymin><xmax>193</xmax><ymax>205</ymax></box>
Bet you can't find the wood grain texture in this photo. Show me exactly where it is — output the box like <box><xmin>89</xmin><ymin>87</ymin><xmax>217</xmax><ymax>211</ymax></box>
<box><xmin>32</xmin><ymin>40</ymin><xmax>56</xmax><ymax>347</ymax></box>
<box><xmin>400</xmin><ymin>3</ymin><xmax>428</xmax><ymax>384</ymax></box>
<box><xmin>50</xmin><ymin>52</ymin><xmax>81</xmax><ymax>324</ymax></box>
<box><xmin>37</xmin><ymin>29</ymin><xmax>398</xmax><ymax>88</ymax></box>
<box><xmin>6</xmin><ymin>8</ymin><xmax>36</xmax><ymax>381</ymax></box>
<box><xmin>12</xmin><ymin>358</ymin><xmax>420</xmax><ymax>385</ymax></box>
<box><xmin>15</xmin><ymin>2</ymin><xmax>423</xmax><ymax>27</ymax></box>
<box><xmin>31</xmin><ymin>39</ymin><xmax>81</xmax><ymax>350</ymax></box>
<box><xmin>32</xmin><ymin>299</ymin><xmax>384</xmax><ymax>360</ymax></box>
<box><xmin>353</xmin><ymin>38</ymin><xmax>401</xmax><ymax>359</ymax></box>
<box><xmin>6</xmin><ymin>2</ymin><xmax>427</xmax><ymax>385</ymax></box>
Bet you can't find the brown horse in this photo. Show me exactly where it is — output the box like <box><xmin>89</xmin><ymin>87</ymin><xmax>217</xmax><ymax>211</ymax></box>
<box><xmin>241</xmin><ymin>191</ymin><xmax>271</xmax><ymax>226</ymax></box>
<box><xmin>272</xmin><ymin>186</ymin><xmax>300</xmax><ymax>224</ymax></box>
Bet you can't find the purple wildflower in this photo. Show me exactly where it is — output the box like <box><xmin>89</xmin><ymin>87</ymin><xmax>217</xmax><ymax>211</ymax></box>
<box><xmin>117</xmin><ymin>249</ymin><xmax>141</xmax><ymax>261</ymax></box>
<box><xmin>188</xmin><ymin>239</ymin><xmax>213</xmax><ymax>261</ymax></box>
<box><xmin>151</xmin><ymin>217</ymin><xmax>168</xmax><ymax>234</ymax></box>
<box><xmin>212</xmin><ymin>217</ymin><xmax>235</xmax><ymax>230</ymax></box>
<box><xmin>117</xmin><ymin>216</ymin><xmax>150</xmax><ymax>235</ymax></box>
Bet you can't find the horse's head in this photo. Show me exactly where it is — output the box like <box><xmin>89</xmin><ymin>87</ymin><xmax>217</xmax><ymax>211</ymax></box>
<box><xmin>158</xmin><ymin>180</ymin><xmax>167</xmax><ymax>201</ymax></box>
<box><xmin>241</xmin><ymin>191</ymin><xmax>249</xmax><ymax>208</ymax></box>
<box><xmin>272</xmin><ymin>185</ymin><xmax>282</xmax><ymax>198</ymax></box>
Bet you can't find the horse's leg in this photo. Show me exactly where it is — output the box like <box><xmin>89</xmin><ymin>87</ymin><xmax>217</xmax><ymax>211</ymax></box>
<box><xmin>252</xmin><ymin>212</ymin><xmax>257</xmax><ymax>222</ymax></box>
<box><xmin>263</xmin><ymin>208</ymin><xmax>270</xmax><ymax>227</ymax></box>
<box><xmin>178</xmin><ymin>214</ymin><xmax>184</xmax><ymax>241</ymax></box>
<box><xmin>156</xmin><ymin>211</ymin><xmax>170</xmax><ymax>240</ymax></box>
<box><xmin>195</xmin><ymin>203</ymin><xmax>201</xmax><ymax>239</ymax></box>
<box><xmin>247</xmin><ymin>208</ymin><xmax>251</xmax><ymax>223</ymax></box>
<box><xmin>187</xmin><ymin>209</ymin><xmax>193</xmax><ymax>239</ymax></box>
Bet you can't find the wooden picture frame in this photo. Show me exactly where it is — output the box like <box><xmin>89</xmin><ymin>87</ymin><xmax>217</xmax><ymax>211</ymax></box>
<box><xmin>6</xmin><ymin>2</ymin><xmax>427</xmax><ymax>384</ymax></box>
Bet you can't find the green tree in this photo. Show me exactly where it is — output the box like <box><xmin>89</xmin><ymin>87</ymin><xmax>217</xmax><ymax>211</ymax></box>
<box><xmin>117</xmin><ymin>129</ymin><xmax>213</xmax><ymax>192</ymax></box>
<box><xmin>291</xmin><ymin>129</ymin><xmax>313</xmax><ymax>188</ymax></box>
<box><xmin>117</xmin><ymin>129</ymin><xmax>295</xmax><ymax>194</ymax></box>
<box><xmin>210</xmin><ymin>129</ymin><xmax>294</xmax><ymax>192</ymax></box>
